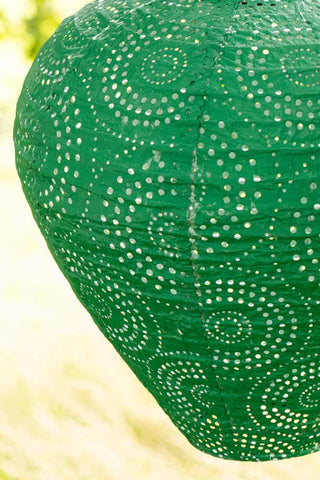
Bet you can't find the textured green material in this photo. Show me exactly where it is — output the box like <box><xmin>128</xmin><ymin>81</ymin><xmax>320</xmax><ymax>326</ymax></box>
<box><xmin>13</xmin><ymin>0</ymin><xmax>320</xmax><ymax>462</ymax></box>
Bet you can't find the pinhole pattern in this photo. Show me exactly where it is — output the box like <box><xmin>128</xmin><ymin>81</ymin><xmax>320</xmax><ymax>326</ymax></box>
<box><xmin>14</xmin><ymin>0</ymin><xmax>320</xmax><ymax>461</ymax></box>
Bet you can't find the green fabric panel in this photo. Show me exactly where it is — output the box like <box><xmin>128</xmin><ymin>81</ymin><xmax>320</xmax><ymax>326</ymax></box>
<box><xmin>13</xmin><ymin>0</ymin><xmax>320</xmax><ymax>462</ymax></box>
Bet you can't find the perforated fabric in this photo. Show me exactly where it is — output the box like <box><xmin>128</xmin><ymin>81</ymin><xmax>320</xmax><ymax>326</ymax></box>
<box><xmin>13</xmin><ymin>0</ymin><xmax>320</xmax><ymax>461</ymax></box>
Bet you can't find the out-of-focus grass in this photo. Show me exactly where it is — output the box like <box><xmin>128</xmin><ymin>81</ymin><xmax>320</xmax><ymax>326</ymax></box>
<box><xmin>2</xmin><ymin>3</ymin><xmax>320</xmax><ymax>480</ymax></box>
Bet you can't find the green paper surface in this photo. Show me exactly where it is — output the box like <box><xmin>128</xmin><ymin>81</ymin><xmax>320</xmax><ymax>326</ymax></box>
<box><xmin>13</xmin><ymin>0</ymin><xmax>320</xmax><ymax>461</ymax></box>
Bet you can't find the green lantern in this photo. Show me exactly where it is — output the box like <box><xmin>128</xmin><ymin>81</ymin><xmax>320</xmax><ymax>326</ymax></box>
<box><xmin>13</xmin><ymin>0</ymin><xmax>320</xmax><ymax>462</ymax></box>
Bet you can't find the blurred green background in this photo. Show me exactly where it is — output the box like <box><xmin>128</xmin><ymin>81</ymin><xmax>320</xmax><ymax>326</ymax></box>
<box><xmin>1</xmin><ymin>1</ymin><xmax>320</xmax><ymax>478</ymax></box>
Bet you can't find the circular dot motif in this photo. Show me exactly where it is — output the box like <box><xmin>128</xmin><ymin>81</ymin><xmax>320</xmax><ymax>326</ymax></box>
<box><xmin>99</xmin><ymin>299</ymin><xmax>163</xmax><ymax>367</ymax></box>
<box><xmin>141</xmin><ymin>47</ymin><xmax>188</xmax><ymax>85</ymax></box>
<box><xmin>190</xmin><ymin>384</ymin><xmax>217</xmax><ymax>409</ymax></box>
<box><xmin>204</xmin><ymin>310</ymin><xmax>251</xmax><ymax>344</ymax></box>
<box><xmin>148</xmin><ymin>211</ymin><xmax>183</xmax><ymax>259</ymax></box>
<box><xmin>280</xmin><ymin>48</ymin><xmax>320</xmax><ymax>88</ymax></box>
<box><xmin>299</xmin><ymin>384</ymin><xmax>320</xmax><ymax>410</ymax></box>
<box><xmin>246</xmin><ymin>355</ymin><xmax>320</xmax><ymax>454</ymax></box>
